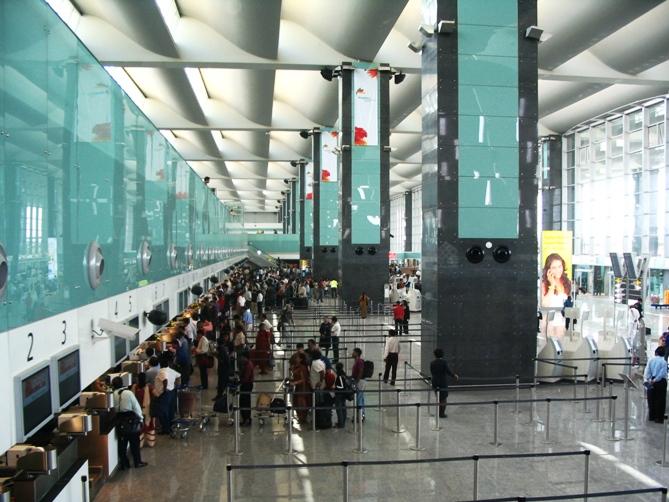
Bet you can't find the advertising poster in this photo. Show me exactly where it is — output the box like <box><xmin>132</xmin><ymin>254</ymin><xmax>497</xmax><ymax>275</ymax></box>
<box><xmin>540</xmin><ymin>230</ymin><xmax>573</xmax><ymax>337</ymax></box>
<box><xmin>353</xmin><ymin>66</ymin><xmax>379</xmax><ymax>146</ymax></box>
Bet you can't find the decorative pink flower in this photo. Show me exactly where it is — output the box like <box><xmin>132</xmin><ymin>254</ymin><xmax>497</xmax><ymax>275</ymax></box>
<box><xmin>367</xmin><ymin>69</ymin><xmax>378</xmax><ymax>78</ymax></box>
<box><xmin>354</xmin><ymin>127</ymin><xmax>368</xmax><ymax>146</ymax></box>
<box><xmin>321</xmin><ymin>170</ymin><xmax>331</xmax><ymax>181</ymax></box>
<box><xmin>306</xmin><ymin>193</ymin><xmax>313</xmax><ymax>200</ymax></box>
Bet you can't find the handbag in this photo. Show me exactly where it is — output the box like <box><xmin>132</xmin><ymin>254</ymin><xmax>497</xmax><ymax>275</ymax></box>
<box><xmin>117</xmin><ymin>410</ymin><xmax>143</xmax><ymax>437</ymax></box>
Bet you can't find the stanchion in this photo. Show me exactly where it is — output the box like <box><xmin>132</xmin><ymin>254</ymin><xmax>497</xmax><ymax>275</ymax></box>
<box><xmin>472</xmin><ymin>455</ymin><xmax>479</xmax><ymax>501</ymax></box>
<box><xmin>593</xmin><ymin>379</ymin><xmax>604</xmax><ymax>422</ymax></box>
<box><xmin>514</xmin><ymin>375</ymin><xmax>520</xmax><ymax>415</ymax></box>
<box><xmin>490</xmin><ymin>401</ymin><xmax>501</xmax><ymax>447</ymax></box>
<box><xmin>432</xmin><ymin>391</ymin><xmax>441</xmax><ymax>431</ymax></box>
<box><xmin>312</xmin><ymin>390</ymin><xmax>317</xmax><ymax>432</ymax></box>
<box><xmin>573</xmin><ymin>367</ymin><xmax>578</xmax><ymax>400</ymax></box>
<box><xmin>342</xmin><ymin>461</ymin><xmax>350</xmax><ymax>502</ymax></box>
<box><xmin>232</xmin><ymin>406</ymin><xmax>243</xmax><ymax>455</ymax></box>
<box><xmin>607</xmin><ymin>396</ymin><xmax>620</xmax><ymax>441</ymax></box>
<box><xmin>355</xmin><ymin>405</ymin><xmax>368</xmax><ymax>454</ymax></box>
<box><xmin>404</xmin><ymin>362</ymin><xmax>408</xmax><ymax>391</ymax></box>
<box><xmin>530</xmin><ymin>383</ymin><xmax>537</xmax><ymax>424</ymax></box>
<box><xmin>623</xmin><ymin>377</ymin><xmax>632</xmax><ymax>441</ymax></box>
<box><xmin>410</xmin><ymin>403</ymin><xmax>426</xmax><ymax>451</ymax></box>
<box><xmin>607</xmin><ymin>380</ymin><xmax>614</xmax><ymax>423</ymax></box>
<box><xmin>657</xmin><ymin>415</ymin><xmax>669</xmax><ymax>467</ymax></box>
<box><xmin>427</xmin><ymin>386</ymin><xmax>433</xmax><ymax>417</ymax></box>
<box><xmin>375</xmin><ymin>373</ymin><xmax>382</xmax><ymax>413</ymax></box>
<box><xmin>285</xmin><ymin>405</ymin><xmax>294</xmax><ymax>455</ymax></box>
<box><xmin>542</xmin><ymin>399</ymin><xmax>554</xmax><ymax>444</ymax></box>
<box><xmin>353</xmin><ymin>392</ymin><xmax>358</xmax><ymax>437</ymax></box>
<box><xmin>583</xmin><ymin>450</ymin><xmax>590</xmax><ymax>501</ymax></box>
<box><xmin>227</xmin><ymin>465</ymin><xmax>233</xmax><ymax>502</ymax></box>
<box><xmin>409</xmin><ymin>340</ymin><xmax>413</xmax><ymax>366</ymax></box>
<box><xmin>392</xmin><ymin>389</ymin><xmax>405</xmax><ymax>433</ymax></box>
<box><xmin>583</xmin><ymin>379</ymin><xmax>590</xmax><ymax>413</ymax></box>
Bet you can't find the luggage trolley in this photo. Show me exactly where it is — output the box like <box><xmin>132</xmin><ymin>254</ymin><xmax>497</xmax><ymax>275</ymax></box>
<box><xmin>254</xmin><ymin>379</ymin><xmax>289</xmax><ymax>427</ymax></box>
<box><xmin>171</xmin><ymin>386</ymin><xmax>215</xmax><ymax>439</ymax></box>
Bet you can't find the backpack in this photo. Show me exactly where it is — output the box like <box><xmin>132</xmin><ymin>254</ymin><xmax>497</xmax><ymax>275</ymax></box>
<box><xmin>324</xmin><ymin>368</ymin><xmax>336</xmax><ymax>389</ymax></box>
<box><xmin>362</xmin><ymin>360</ymin><xmax>374</xmax><ymax>379</ymax></box>
<box><xmin>337</xmin><ymin>375</ymin><xmax>355</xmax><ymax>401</ymax></box>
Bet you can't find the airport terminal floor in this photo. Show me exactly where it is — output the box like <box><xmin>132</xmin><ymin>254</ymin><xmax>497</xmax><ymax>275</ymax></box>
<box><xmin>95</xmin><ymin>299</ymin><xmax>669</xmax><ymax>502</ymax></box>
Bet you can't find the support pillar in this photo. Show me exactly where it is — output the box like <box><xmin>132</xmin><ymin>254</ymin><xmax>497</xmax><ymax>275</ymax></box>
<box><xmin>313</xmin><ymin>128</ymin><xmax>340</xmax><ymax>281</ymax></box>
<box><xmin>420</xmin><ymin>0</ymin><xmax>538</xmax><ymax>382</ymax></box>
<box><xmin>339</xmin><ymin>62</ymin><xmax>391</xmax><ymax>306</ymax></box>
<box><xmin>404</xmin><ymin>190</ymin><xmax>412</xmax><ymax>253</ymax></box>
<box><xmin>290</xmin><ymin>179</ymin><xmax>297</xmax><ymax>234</ymax></box>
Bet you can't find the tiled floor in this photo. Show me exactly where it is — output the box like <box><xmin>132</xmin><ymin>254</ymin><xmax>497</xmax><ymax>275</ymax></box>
<box><xmin>96</xmin><ymin>303</ymin><xmax>669</xmax><ymax>501</ymax></box>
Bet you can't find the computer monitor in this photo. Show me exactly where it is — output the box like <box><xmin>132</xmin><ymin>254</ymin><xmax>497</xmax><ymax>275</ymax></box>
<box><xmin>113</xmin><ymin>334</ymin><xmax>128</xmax><ymax>366</ymax></box>
<box><xmin>51</xmin><ymin>348</ymin><xmax>81</xmax><ymax>410</ymax></box>
<box><xmin>14</xmin><ymin>362</ymin><xmax>53</xmax><ymax>441</ymax></box>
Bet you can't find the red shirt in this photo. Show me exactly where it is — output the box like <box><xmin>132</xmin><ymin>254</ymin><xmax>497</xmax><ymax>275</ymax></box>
<box><xmin>393</xmin><ymin>304</ymin><xmax>405</xmax><ymax>320</ymax></box>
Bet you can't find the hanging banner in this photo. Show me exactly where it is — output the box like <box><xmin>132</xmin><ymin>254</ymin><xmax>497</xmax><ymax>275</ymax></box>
<box><xmin>353</xmin><ymin>65</ymin><xmax>379</xmax><ymax>147</ymax></box>
<box><xmin>304</xmin><ymin>163</ymin><xmax>314</xmax><ymax>248</ymax></box>
<box><xmin>321</xmin><ymin>129</ymin><xmax>339</xmax><ymax>182</ymax></box>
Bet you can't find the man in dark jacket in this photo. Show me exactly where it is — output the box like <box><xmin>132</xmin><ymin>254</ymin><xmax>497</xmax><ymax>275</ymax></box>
<box><xmin>430</xmin><ymin>348</ymin><xmax>458</xmax><ymax>418</ymax></box>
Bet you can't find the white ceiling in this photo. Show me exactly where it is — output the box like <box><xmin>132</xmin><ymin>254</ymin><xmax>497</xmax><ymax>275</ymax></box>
<box><xmin>47</xmin><ymin>0</ymin><xmax>669</xmax><ymax>212</ymax></box>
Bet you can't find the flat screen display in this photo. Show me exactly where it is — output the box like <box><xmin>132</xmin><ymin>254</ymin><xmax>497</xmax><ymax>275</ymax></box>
<box><xmin>22</xmin><ymin>367</ymin><xmax>52</xmax><ymax>436</ymax></box>
<box><xmin>114</xmin><ymin>334</ymin><xmax>127</xmax><ymax>364</ymax></box>
<box><xmin>57</xmin><ymin>350</ymin><xmax>80</xmax><ymax>408</ymax></box>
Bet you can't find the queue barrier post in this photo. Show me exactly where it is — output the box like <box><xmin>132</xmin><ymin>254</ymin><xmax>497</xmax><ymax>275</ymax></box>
<box><xmin>227</xmin><ymin>465</ymin><xmax>233</xmax><ymax>502</ymax></box>
<box><xmin>541</xmin><ymin>399</ymin><xmax>554</xmax><ymax>445</ymax></box>
<box><xmin>409</xmin><ymin>403</ymin><xmax>425</xmax><ymax>451</ymax></box>
<box><xmin>432</xmin><ymin>390</ymin><xmax>442</xmax><ymax>432</ymax></box>
<box><xmin>624</xmin><ymin>377</ymin><xmax>632</xmax><ymax>441</ymax></box>
<box><xmin>490</xmin><ymin>401</ymin><xmax>501</xmax><ymax>447</ymax></box>
<box><xmin>342</xmin><ymin>461</ymin><xmax>350</xmax><ymax>502</ymax></box>
<box><xmin>514</xmin><ymin>375</ymin><xmax>520</xmax><ymax>415</ymax></box>
<box><xmin>285</xmin><ymin>405</ymin><xmax>294</xmax><ymax>455</ymax></box>
<box><xmin>404</xmin><ymin>362</ymin><xmax>408</xmax><ymax>391</ymax></box>
<box><xmin>583</xmin><ymin>379</ymin><xmax>589</xmax><ymax>413</ymax></box>
<box><xmin>472</xmin><ymin>455</ymin><xmax>479</xmax><ymax>501</ymax></box>
<box><xmin>376</xmin><ymin>373</ymin><xmax>383</xmax><ymax>413</ymax></box>
<box><xmin>355</xmin><ymin>405</ymin><xmax>368</xmax><ymax>454</ymax></box>
<box><xmin>392</xmin><ymin>389</ymin><xmax>405</xmax><ymax>433</ymax></box>
<box><xmin>583</xmin><ymin>450</ymin><xmax>590</xmax><ymax>501</ymax></box>
<box><xmin>607</xmin><ymin>395</ymin><xmax>620</xmax><ymax>441</ymax></box>
<box><xmin>312</xmin><ymin>390</ymin><xmax>317</xmax><ymax>432</ymax></box>
<box><xmin>662</xmin><ymin>487</ymin><xmax>668</xmax><ymax>502</ymax></box>
<box><xmin>233</xmin><ymin>406</ymin><xmax>242</xmax><ymax>456</ymax></box>
<box><xmin>657</xmin><ymin>415</ymin><xmax>669</xmax><ymax>467</ymax></box>
<box><xmin>573</xmin><ymin>367</ymin><xmax>578</xmax><ymax>400</ymax></box>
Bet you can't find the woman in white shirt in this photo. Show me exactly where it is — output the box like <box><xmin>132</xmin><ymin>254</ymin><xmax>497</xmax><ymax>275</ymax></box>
<box><xmin>194</xmin><ymin>331</ymin><xmax>212</xmax><ymax>390</ymax></box>
<box><xmin>112</xmin><ymin>376</ymin><xmax>147</xmax><ymax>470</ymax></box>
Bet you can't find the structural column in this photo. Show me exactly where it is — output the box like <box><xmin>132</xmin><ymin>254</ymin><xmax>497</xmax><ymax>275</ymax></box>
<box><xmin>539</xmin><ymin>135</ymin><xmax>562</xmax><ymax>231</ymax></box>
<box><xmin>300</xmin><ymin>160</ymin><xmax>314</xmax><ymax>261</ymax></box>
<box><xmin>339</xmin><ymin>62</ymin><xmax>391</xmax><ymax>306</ymax></box>
<box><xmin>420</xmin><ymin>0</ymin><xmax>538</xmax><ymax>382</ymax></box>
<box><xmin>312</xmin><ymin>128</ymin><xmax>340</xmax><ymax>281</ymax></box>
<box><xmin>290</xmin><ymin>179</ymin><xmax>297</xmax><ymax>234</ymax></box>
<box><xmin>404</xmin><ymin>190</ymin><xmax>412</xmax><ymax>252</ymax></box>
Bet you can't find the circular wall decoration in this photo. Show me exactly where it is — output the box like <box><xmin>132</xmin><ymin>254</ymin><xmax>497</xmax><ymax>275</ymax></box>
<box><xmin>137</xmin><ymin>239</ymin><xmax>152</xmax><ymax>274</ymax></box>
<box><xmin>0</xmin><ymin>244</ymin><xmax>8</xmax><ymax>298</ymax></box>
<box><xmin>85</xmin><ymin>241</ymin><xmax>105</xmax><ymax>289</ymax></box>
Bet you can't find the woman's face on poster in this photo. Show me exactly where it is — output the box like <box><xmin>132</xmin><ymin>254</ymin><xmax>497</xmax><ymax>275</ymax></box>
<box><xmin>547</xmin><ymin>259</ymin><xmax>563</xmax><ymax>283</ymax></box>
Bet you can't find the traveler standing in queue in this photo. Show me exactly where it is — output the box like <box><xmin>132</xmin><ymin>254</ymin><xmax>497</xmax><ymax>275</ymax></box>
<box><xmin>242</xmin><ymin>305</ymin><xmax>254</xmax><ymax>333</ymax></box>
<box><xmin>330</xmin><ymin>278</ymin><xmax>338</xmax><ymax>299</ymax></box>
<box><xmin>239</xmin><ymin>353</ymin><xmax>255</xmax><ymax>426</ymax></box>
<box><xmin>215</xmin><ymin>332</ymin><xmax>232</xmax><ymax>399</ymax></box>
<box><xmin>175</xmin><ymin>331</ymin><xmax>191</xmax><ymax>388</ymax></box>
<box><xmin>319</xmin><ymin>316</ymin><xmax>332</xmax><ymax>357</ymax></box>
<box><xmin>392</xmin><ymin>301</ymin><xmax>405</xmax><ymax>334</ymax></box>
<box><xmin>334</xmin><ymin>363</ymin><xmax>349</xmax><ymax>428</ymax></box>
<box><xmin>359</xmin><ymin>292</ymin><xmax>370</xmax><ymax>319</ymax></box>
<box><xmin>331</xmin><ymin>316</ymin><xmax>341</xmax><ymax>363</ymax></box>
<box><xmin>154</xmin><ymin>354</ymin><xmax>181</xmax><ymax>434</ymax></box>
<box><xmin>383</xmin><ymin>329</ymin><xmax>400</xmax><ymax>385</ymax></box>
<box><xmin>644</xmin><ymin>347</ymin><xmax>668</xmax><ymax>423</ymax></box>
<box><xmin>351</xmin><ymin>348</ymin><xmax>366</xmax><ymax>420</ymax></box>
<box><xmin>402</xmin><ymin>300</ymin><xmax>411</xmax><ymax>334</ymax></box>
<box><xmin>193</xmin><ymin>328</ymin><xmax>211</xmax><ymax>390</ymax></box>
<box><xmin>430</xmin><ymin>348</ymin><xmax>458</xmax><ymax>418</ymax></box>
<box><xmin>112</xmin><ymin>376</ymin><xmax>148</xmax><ymax>469</ymax></box>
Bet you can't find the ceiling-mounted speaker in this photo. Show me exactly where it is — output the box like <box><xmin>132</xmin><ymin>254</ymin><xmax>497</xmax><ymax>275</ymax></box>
<box><xmin>85</xmin><ymin>241</ymin><xmax>104</xmax><ymax>289</ymax></box>
<box><xmin>321</xmin><ymin>247</ymin><xmax>328</xmax><ymax>253</ymax></box>
<box><xmin>368</xmin><ymin>247</ymin><xmax>377</xmax><ymax>255</ymax></box>
<box><xmin>0</xmin><ymin>244</ymin><xmax>8</xmax><ymax>298</ymax></box>
<box><xmin>144</xmin><ymin>309</ymin><xmax>168</xmax><ymax>326</ymax></box>
<box><xmin>137</xmin><ymin>239</ymin><xmax>152</xmax><ymax>275</ymax></box>
<box><xmin>191</xmin><ymin>285</ymin><xmax>204</xmax><ymax>296</ymax></box>
<box><xmin>355</xmin><ymin>246</ymin><xmax>364</xmax><ymax>255</ymax></box>
<box><xmin>465</xmin><ymin>246</ymin><xmax>485</xmax><ymax>264</ymax></box>
<box><xmin>493</xmin><ymin>246</ymin><xmax>512</xmax><ymax>263</ymax></box>
<box><xmin>330</xmin><ymin>247</ymin><xmax>336</xmax><ymax>253</ymax></box>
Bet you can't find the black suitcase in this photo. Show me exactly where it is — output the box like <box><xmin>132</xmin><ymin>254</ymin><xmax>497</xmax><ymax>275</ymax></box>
<box><xmin>315</xmin><ymin>393</ymin><xmax>333</xmax><ymax>429</ymax></box>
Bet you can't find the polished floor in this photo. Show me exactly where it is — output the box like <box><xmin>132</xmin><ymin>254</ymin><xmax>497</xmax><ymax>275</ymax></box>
<box><xmin>96</xmin><ymin>301</ymin><xmax>669</xmax><ymax>501</ymax></box>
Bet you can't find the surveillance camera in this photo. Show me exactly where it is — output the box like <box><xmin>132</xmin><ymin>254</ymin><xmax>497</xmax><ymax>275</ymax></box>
<box><xmin>407</xmin><ymin>41</ymin><xmax>423</xmax><ymax>53</ymax></box>
<box><xmin>437</xmin><ymin>20</ymin><xmax>455</xmax><ymax>34</ymax></box>
<box><xmin>418</xmin><ymin>24</ymin><xmax>434</xmax><ymax>37</ymax></box>
<box><xmin>290</xmin><ymin>161</ymin><xmax>298</xmax><ymax>168</ymax></box>
<box><xmin>299</xmin><ymin>130</ymin><xmax>310</xmax><ymax>139</ymax></box>
<box><xmin>98</xmin><ymin>318</ymin><xmax>140</xmax><ymax>341</ymax></box>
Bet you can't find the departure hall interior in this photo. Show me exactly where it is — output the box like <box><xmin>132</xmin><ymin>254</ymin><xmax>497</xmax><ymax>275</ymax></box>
<box><xmin>1</xmin><ymin>0</ymin><xmax>669</xmax><ymax>501</ymax></box>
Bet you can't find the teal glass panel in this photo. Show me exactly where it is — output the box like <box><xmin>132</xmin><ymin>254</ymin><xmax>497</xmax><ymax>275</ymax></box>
<box><xmin>248</xmin><ymin>234</ymin><xmax>299</xmax><ymax>255</ymax></box>
<box><xmin>0</xmin><ymin>0</ymin><xmax>246</xmax><ymax>331</ymax></box>
<box><xmin>459</xmin><ymin>85</ymin><xmax>518</xmax><ymax>117</ymax></box>
<box><xmin>459</xmin><ymin>208</ymin><xmax>519</xmax><ymax>238</ymax></box>
<box><xmin>458</xmin><ymin>25</ymin><xmax>518</xmax><ymax>57</ymax></box>
<box><xmin>457</xmin><ymin>0</ymin><xmax>518</xmax><ymax>27</ymax></box>
<box><xmin>351</xmin><ymin>146</ymin><xmax>381</xmax><ymax>244</ymax></box>
<box><xmin>457</xmin><ymin>0</ymin><xmax>518</xmax><ymax>239</ymax></box>
<box><xmin>320</xmin><ymin>182</ymin><xmax>339</xmax><ymax>246</ymax></box>
<box><xmin>304</xmin><ymin>200</ymin><xmax>313</xmax><ymax>247</ymax></box>
<box><xmin>458</xmin><ymin>55</ymin><xmax>518</xmax><ymax>87</ymax></box>
<box><xmin>459</xmin><ymin>116</ymin><xmax>519</xmax><ymax>147</ymax></box>
<box><xmin>458</xmin><ymin>146</ymin><xmax>519</xmax><ymax>179</ymax></box>
<box><xmin>459</xmin><ymin>177</ymin><xmax>519</xmax><ymax>208</ymax></box>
